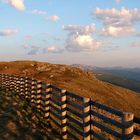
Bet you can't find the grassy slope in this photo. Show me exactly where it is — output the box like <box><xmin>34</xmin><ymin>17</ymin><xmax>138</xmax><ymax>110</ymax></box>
<box><xmin>0</xmin><ymin>61</ymin><xmax>140</xmax><ymax>116</ymax></box>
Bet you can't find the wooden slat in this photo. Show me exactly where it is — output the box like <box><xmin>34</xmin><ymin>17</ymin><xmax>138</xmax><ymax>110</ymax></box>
<box><xmin>51</xmin><ymin>92</ymin><xmax>61</xmax><ymax>99</ymax></box>
<box><xmin>91</xmin><ymin>110</ymin><xmax>122</xmax><ymax>128</ymax></box>
<box><xmin>50</xmin><ymin>115</ymin><xmax>61</xmax><ymax>127</ymax></box>
<box><xmin>50</xmin><ymin>109</ymin><xmax>61</xmax><ymax>120</ymax></box>
<box><xmin>134</xmin><ymin>116</ymin><xmax>140</xmax><ymax>124</ymax></box>
<box><xmin>50</xmin><ymin>102</ymin><xmax>61</xmax><ymax>113</ymax></box>
<box><xmin>92</xmin><ymin>120</ymin><xmax>121</xmax><ymax>138</ymax></box>
<box><xmin>67</xmin><ymin>91</ymin><xmax>83</xmax><ymax>101</ymax></box>
<box><xmin>68</xmin><ymin>131</ymin><xmax>79</xmax><ymax>140</ymax></box>
<box><xmin>50</xmin><ymin>98</ymin><xmax>61</xmax><ymax>106</ymax></box>
<box><xmin>67</xmin><ymin>107</ymin><xmax>82</xmax><ymax>118</ymax></box>
<box><xmin>67</xmin><ymin>122</ymin><xmax>84</xmax><ymax>136</ymax></box>
<box><xmin>91</xmin><ymin>130</ymin><xmax>107</xmax><ymax>140</ymax></box>
<box><xmin>67</xmin><ymin>100</ymin><xmax>83</xmax><ymax>110</ymax></box>
<box><xmin>51</xmin><ymin>84</ymin><xmax>61</xmax><ymax>92</ymax></box>
<box><xmin>67</xmin><ymin>115</ymin><xmax>83</xmax><ymax>127</ymax></box>
<box><xmin>91</xmin><ymin>101</ymin><xmax>123</xmax><ymax>117</ymax></box>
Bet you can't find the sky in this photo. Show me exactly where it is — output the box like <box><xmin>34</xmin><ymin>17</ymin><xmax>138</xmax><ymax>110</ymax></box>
<box><xmin>0</xmin><ymin>0</ymin><xmax>140</xmax><ymax>67</ymax></box>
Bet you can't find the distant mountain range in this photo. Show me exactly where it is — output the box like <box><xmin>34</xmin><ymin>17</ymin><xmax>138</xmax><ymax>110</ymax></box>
<box><xmin>72</xmin><ymin>64</ymin><xmax>140</xmax><ymax>93</ymax></box>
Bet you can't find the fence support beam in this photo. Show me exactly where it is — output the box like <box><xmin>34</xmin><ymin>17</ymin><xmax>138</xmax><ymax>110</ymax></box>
<box><xmin>45</xmin><ymin>84</ymin><xmax>51</xmax><ymax>122</ymax></box>
<box><xmin>122</xmin><ymin>112</ymin><xmax>134</xmax><ymax>140</ymax></box>
<box><xmin>83</xmin><ymin>97</ymin><xmax>91</xmax><ymax>140</ymax></box>
<box><xmin>61</xmin><ymin>89</ymin><xmax>67</xmax><ymax>140</ymax></box>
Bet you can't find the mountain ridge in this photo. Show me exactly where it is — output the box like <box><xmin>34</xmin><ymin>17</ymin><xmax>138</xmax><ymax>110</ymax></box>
<box><xmin>0</xmin><ymin>61</ymin><xmax>140</xmax><ymax>116</ymax></box>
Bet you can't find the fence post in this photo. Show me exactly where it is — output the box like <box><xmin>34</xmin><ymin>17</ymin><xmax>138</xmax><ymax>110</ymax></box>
<box><xmin>31</xmin><ymin>79</ymin><xmax>37</xmax><ymax>106</ymax></box>
<box><xmin>83</xmin><ymin>97</ymin><xmax>91</xmax><ymax>140</ymax></box>
<box><xmin>36</xmin><ymin>81</ymin><xmax>42</xmax><ymax>111</ymax></box>
<box><xmin>2</xmin><ymin>74</ymin><xmax>6</xmax><ymax>90</ymax></box>
<box><xmin>20</xmin><ymin>77</ymin><xmax>25</xmax><ymax>96</ymax></box>
<box><xmin>5</xmin><ymin>74</ymin><xmax>9</xmax><ymax>90</ymax></box>
<box><xmin>45</xmin><ymin>83</ymin><xmax>51</xmax><ymax>122</ymax></box>
<box><xmin>0</xmin><ymin>74</ymin><xmax>2</xmax><ymax>86</ymax></box>
<box><xmin>9</xmin><ymin>75</ymin><xmax>13</xmax><ymax>91</ymax></box>
<box><xmin>61</xmin><ymin>89</ymin><xmax>67</xmax><ymax>140</ymax></box>
<box><xmin>122</xmin><ymin>112</ymin><xmax>134</xmax><ymax>140</ymax></box>
<box><xmin>25</xmin><ymin>77</ymin><xmax>31</xmax><ymax>99</ymax></box>
<box><xmin>16</xmin><ymin>76</ymin><xmax>20</xmax><ymax>94</ymax></box>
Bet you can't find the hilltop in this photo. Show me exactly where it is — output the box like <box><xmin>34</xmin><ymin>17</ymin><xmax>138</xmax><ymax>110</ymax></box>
<box><xmin>0</xmin><ymin>61</ymin><xmax>140</xmax><ymax>116</ymax></box>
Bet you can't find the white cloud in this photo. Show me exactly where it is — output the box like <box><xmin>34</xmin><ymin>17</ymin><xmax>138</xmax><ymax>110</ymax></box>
<box><xmin>47</xmin><ymin>46</ymin><xmax>63</xmax><ymax>53</ymax></box>
<box><xmin>47</xmin><ymin>15</ymin><xmax>60</xmax><ymax>21</ymax></box>
<box><xmin>31</xmin><ymin>9</ymin><xmax>47</xmax><ymax>15</ymax></box>
<box><xmin>65</xmin><ymin>33</ymin><xmax>102</xmax><ymax>52</ymax></box>
<box><xmin>63</xmin><ymin>23</ymin><xmax>102</xmax><ymax>52</ymax></box>
<box><xmin>95</xmin><ymin>7</ymin><xmax>140</xmax><ymax>26</ymax></box>
<box><xmin>101</xmin><ymin>26</ymin><xmax>135</xmax><ymax>37</ymax></box>
<box><xmin>0</xmin><ymin>29</ymin><xmax>18</xmax><ymax>36</ymax></box>
<box><xmin>94</xmin><ymin>7</ymin><xmax>140</xmax><ymax>37</ymax></box>
<box><xmin>62</xmin><ymin>24</ymin><xmax>96</xmax><ymax>35</ymax></box>
<box><xmin>6</xmin><ymin>0</ymin><xmax>25</xmax><ymax>11</ymax></box>
<box><xmin>24</xmin><ymin>44</ymin><xmax>63</xmax><ymax>55</ymax></box>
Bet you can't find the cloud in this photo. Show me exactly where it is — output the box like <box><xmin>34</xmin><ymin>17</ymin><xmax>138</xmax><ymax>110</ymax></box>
<box><xmin>0</xmin><ymin>29</ymin><xmax>18</xmax><ymax>36</ymax></box>
<box><xmin>43</xmin><ymin>46</ymin><xmax>64</xmax><ymax>53</ymax></box>
<box><xmin>27</xmin><ymin>46</ymin><xmax>40</xmax><ymax>55</ymax></box>
<box><xmin>25</xmin><ymin>35</ymin><xmax>32</xmax><ymax>41</ymax></box>
<box><xmin>31</xmin><ymin>9</ymin><xmax>47</xmax><ymax>15</ymax></box>
<box><xmin>62</xmin><ymin>24</ymin><xmax>96</xmax><ymax>35</ymax></box>
<box><xmin>115</xmin><ymin>0</ymin><xmax>121</xmax><ymax>4</ymax></box>
<box><xmin>47</xmin><ymin>15</ymin><xmax>60</xmax><ymax>21</ymax></box>
<box><xmin>6</xmin><ymin>0</ymin><xmax>25</xmax><ymax>11</ymax></box>
<box><xmin>101</xmin><ymin>26</ymin><xmax>135</xmax><ymax>37</ymax></box>
<box><xmin>23</xmin><ymin>44</ymin><xmax>63</xmax><ymax>55</ymax></box>
<box><xmin>62</xmin><ymin>23</ymin><xmax>102</xmax><ymax>52</ymax></box>
<box><xmin>22</xmin><ymin>44</ymin><xmax>29</xmax><ymax>49</ymax></box>
<box><xmin>65</xmin><ymin>33</ymin><xmax>102</xmax><ymax>52</ymax></box>
<box><xmin>131</xmin><ymin>41</ymin><xmax>140</xmax><ymax>47</ymax></box>
<box><xmin>94</xmin><ymin>7</ymin><xmax>140</xmax><ymax>37</ymax></box>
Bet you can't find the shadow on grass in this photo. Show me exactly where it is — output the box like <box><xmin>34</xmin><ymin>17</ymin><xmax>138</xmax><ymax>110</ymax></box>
<box><xmin>0</xmin><ymin>88</ymin><xmax>60</xmax><ymax>140</ymax></box>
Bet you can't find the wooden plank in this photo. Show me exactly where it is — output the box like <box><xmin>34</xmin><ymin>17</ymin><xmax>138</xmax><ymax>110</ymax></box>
<box><xmin>67</xmin><ymin>107</ymin><xmax>82</xmax><ymax>118</ymax></box>
<box><xmin>50</xmin><ymin>109</ymin><xmax>61</xmax><ymax>120</ymax></box>
<box><xmin>50</xmin><ymin>98</ymin><xmax>61</xmax><ymax>106</ymax></box>
<box><xmin>91</xmin><ymin>130</ymin><xmax>107</xmax><ymax>140</ymax></box>
<box><xmin>51</xmin><ymin>84</ymin><xmax>61</xmax><ymax>92</ymax></box>
<box><xmin>67</xmin><ymin>100</ymin><xmax>83</xmax><ymax>110</ymax></box>
<box><xmin>91</xmin><ymin>101</ymin><xmax>123</xmax><ymax>117</ymax></box>
<box><xmin>51</xmin><ymin>92</ymin><xmax>61</xmax><ymax>99</ymax></box>
<box><xmin>134</xmin><ymin>116</ymin><xmax>140</xmax><ymax>124</ymax></box>
<box><xmin>92</xmin><ymin>120</ymin><xmax>121</xmax><ymax>138</ymax></box>
<box><xmin>67</xmin><ymin>131</ymin><xmax>79</xmax><ymax>140</ymax></box>
<box><xmin>91</xmin><ymin>110</ymin><xmax>122</xmax><ymax>128</ymax></box>
<box><xmin>50</xmin><ymin>115</ymin><xmax>61</xmax><ymax>127</ymax></box>
<box><xmin>67</xmin><ymin>122</ymin><xmax>84</xmax><ymax>137</ymax></box>
<box><xmin>50</xmin><ymin>102</ymin><xmax>61</xmax><ymax>113</ymax></box>
<box><xmin>67</xmin><ymin>91</ymin><xmax>83</xmax><ymax>101</ymax></box>
<box><xmin>67</xmin><ymin>115</ymin><xmax>83</xmax><ymax>127</ymax></box>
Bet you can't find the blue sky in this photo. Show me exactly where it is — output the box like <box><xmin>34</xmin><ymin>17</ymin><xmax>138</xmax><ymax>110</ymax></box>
<box><xmin>0</xmin><ymin>0</ymin><xmax>140</xmax><ymax>67</ymax></box>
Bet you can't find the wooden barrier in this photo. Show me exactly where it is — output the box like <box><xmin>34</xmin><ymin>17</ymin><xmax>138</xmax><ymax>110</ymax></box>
<box><xmin>134</xmin><ymin>116</ymin><xmax>140</xmax><ymax>136</ymax></box>
<box><xmin>0</xmin><ymin>73</ymin><xmax>138</xmax><ymax>140</ymax></box>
